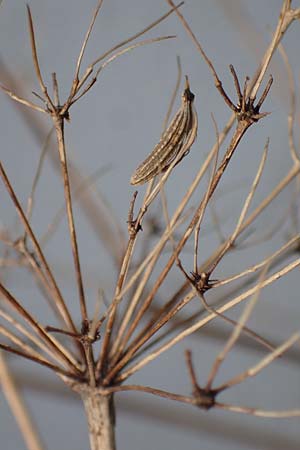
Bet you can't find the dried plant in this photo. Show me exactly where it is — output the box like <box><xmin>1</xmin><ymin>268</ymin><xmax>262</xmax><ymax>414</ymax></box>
<box><xmin>1</xmin><ymin>1</ymin><xmax>300</xmax><ymax>450</ymax></box>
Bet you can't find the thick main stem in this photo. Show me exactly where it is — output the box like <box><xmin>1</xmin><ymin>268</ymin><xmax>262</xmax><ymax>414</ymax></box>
<box><xmin>81</xmin><ymin>392</ymin><xmax>116</xmax><ymax>450</ymax></box>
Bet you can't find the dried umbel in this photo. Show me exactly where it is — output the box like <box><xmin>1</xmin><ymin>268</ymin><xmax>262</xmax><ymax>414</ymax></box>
<box><xmin>130</xmin><ymin>76</ymin><xmax>198</xmax><ymax>185</ymax></box>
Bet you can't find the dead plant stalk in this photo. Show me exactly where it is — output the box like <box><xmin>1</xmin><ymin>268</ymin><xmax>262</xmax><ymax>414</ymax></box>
<box><xmin>1</xmin><ymin>1</ymin><xmax>300</xmax><ymax>450</ymax></box>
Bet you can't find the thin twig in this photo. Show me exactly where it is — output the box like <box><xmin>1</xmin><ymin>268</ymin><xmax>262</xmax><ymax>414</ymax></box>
<box><xmin>201</xmin><ymin>164</ymin><xmax>300</xmax><ymax>282</ymax></box>
<box><xmin>73</xmin><ymin>0</ymin><xmax>105</xmax><ymax>86</ymax></box>
<box><xmin>214</xmin><ymin>234</ymin><xmax>300</xmax><ymax>288</ymax></box>
<box><xmin>0</xmin><ymin>83</ymin><xmax>46</xmax><ymax>113</ymax></box>
<box><xmin>216</xmin><ymin>403</ymin><xmax>300</xmax><ymax>418</ymax></box>
<box><xmin>40</xmin><ymin>164</ymin><xmax>111</xmax><ymax>246</ymax></box>
<box><xmin>71</xmin><ymin>36</ymin><xmax>176</xmax><ymax>105</ymax></box>
<box><xmin>207</xmin><ymin>139</ymin><xmax>269</xmax><ymax>276</ymax></box>
<box><xmin>111</xmin><ymin>258</ymin><xmax>300</xmax><ymax>383</ymax></box>
<box><xmin>250</xmin><ymin>1</ymin><xmax>300</xmax><ymax>100</ymax></box>
<box><xmin>53</xmin><ymin>117</ymin><xmax>87</xmax><ymax>323</ymax></box>
<box><xmin>52</xmin><ymin>73</ymin><xmax>60</xmax><ymax>106</ymax></box>
<box><xmin>68</xmin><ymin>1</ymin><xmax>184</xmax><ymax>104</ymax></box>
<box><xmin>26</xmin><ymin>127</ymin><xmax>54</xmax><ymax>225</ymax></box>
<box><xmin>108</xmin><ymin>63</ymin><xmax>189</xmax><ymax>360</ymax></box>
<box><xmin>0</xmin><ymin>309</ymin><xmax>54</xmax><ymax>358</ymax></box>
<box><xmin>112</xmin><ymin>80</ymin><xmax>271</xmax><ymax>367</ymax></box>
<box><xmin>0</xmin><ymin>352</ymin><xmax>45</xmax><ymax>450</ymax></box>
<box><xmin>165</xmin><ymin>0</ymin><xmax>237</xmax><ymax>111</ymax></box>
<box><xmin>0</xmin><ymin>161</ymin><xmax>77</xmax><ymax>334</ymax></box>
<box><xmin>194</xmin><ymin>113</ymin><xmax>220</xmax><ymax>273</ymax></box>
<box><xmin>0</xmin><ymin>343</ymin><xmax>82</xmax><ymax>381</ymax></box>
<box><xmin>176</xmin><ymin>259</ymin><xmax>275</xmax><ymax>353</ymax></box>
<box><xmin>0</xmin><ymin>324</ymin><xmax>51</xmax><ymax>364</ymax></box>
<box><xmin>0</xmin><ymin>282</ymin><xmax>82</xmax><ymax>374</ymax></box>
<box><xmin>206</xmin><ymin>263</ymin><xmax>270</xmax><ymax>391</ymax></box>
<box><xmin>278</xmin><ymin>41</ymin><xmax>300</xmax><ymax>164</ymax></box>
<box><xmin>26</xmin><ymin>6</ymin><xmax>55</xmax><ymax>110</ymax></box>
<box><xmin>108</xmin><ymin>120</ymin><xmax>232</xmax><ymax>311</ymax></box>
<box><xmin>216</xmin><ymin>332</ymin><xmax>300</xmax><ymax>392</ymax></box>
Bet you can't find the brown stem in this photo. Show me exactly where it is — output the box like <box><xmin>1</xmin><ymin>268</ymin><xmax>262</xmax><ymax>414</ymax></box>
<box><xmin>81</xmin><ymin>391</ymin><xmax>116</xmax><ymax>450</ymax></box>
<box><xmin>26</xmin><ymin>6</ymin><xmax>55</xmax><ymax>111</ymax></box>
<box><xmin>54</xmin><ymin>116</ymin><xmax>87</xmax><ymax>323</ymax></box>
<box><xmin>0</xmin><ymin>343</ymin><xmax>82</xmax><ymax>380</ymax></box>
<box><xmin>0</xmin><ymin>161</ymin><xmax>76</xmax><ymax>334</ymax></box>
<box><xmin>105</xmin><ymin>121</ymin><xmax>252</xmax><ymax>382</ymax></box>
<box><xmin>0</xmin><ymin>352</ymin><xmax>45</xmax><ymax>450</ymax></box>
<box><xmin>96</xmin><ymin>235</ymin><xmax>136</xmax><ymax>378</ymax></box>
<box><xmin>0</xmin><ymin>282</ymin><xmax>81</xmax><ymax>374</ymax></box>
<box><xmin>83</xmin><ymin>344</ymin><xmax>96</xmax><ymax>388</ymax></box>
<box><xmin>96</xmin><ymin>192</ymin><xmax>140</xmax><ymax>378</ymax></box>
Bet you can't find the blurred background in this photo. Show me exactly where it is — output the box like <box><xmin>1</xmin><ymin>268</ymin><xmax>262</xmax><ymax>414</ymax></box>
<box><xmin>0</xmin><ymin>0</ymin><xmax>300</xmax><ymax>449</ymax></box>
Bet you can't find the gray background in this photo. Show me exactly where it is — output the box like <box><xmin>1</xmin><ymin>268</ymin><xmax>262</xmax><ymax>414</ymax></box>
<box><xmin>0</xmin><ymin>0</ymin><xmax>300</xmax><ymax>449</ymax></box>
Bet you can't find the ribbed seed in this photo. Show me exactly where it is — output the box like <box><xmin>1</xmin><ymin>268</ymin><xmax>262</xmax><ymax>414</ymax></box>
<box><xmin>130</xmin><ymin>76</ymin><xmax>198</xmax><ymax>185</ymax></box>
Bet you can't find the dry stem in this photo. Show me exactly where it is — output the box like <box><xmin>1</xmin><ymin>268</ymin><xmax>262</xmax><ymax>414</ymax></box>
<box><xmin>0</xmin><ymin>352</ymin><xmax>45</xmax><ymax>450</ymax></box>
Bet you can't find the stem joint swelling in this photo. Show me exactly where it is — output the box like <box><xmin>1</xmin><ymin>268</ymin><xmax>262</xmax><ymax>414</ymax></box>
<box><xmin>224</xmin><ymin>65</ymin><xmax>273</xmax><ymax>124</ymax></box>
<box><xmin>193</xmin><ymin>386</ymin><xmax>217</xmax><ymax>410</ymax></box>
<box><xmin>190</xmin><ymin>271</ymin><xmax>218</xmax><ymax>294</ymax></box>
<box><xmin>127</xmin><ymin>191</ymin><xmax>143</xmax><ymax>237</ymax></box>
<box><xmin>50</xmin><ymin>106</ymin><xmax>71</xmax><ymax>122</ymax></box>
<box><xmin>186</xmin><ymin>350</ymin><xmax>217</xmax><ymax>410</ymax></box>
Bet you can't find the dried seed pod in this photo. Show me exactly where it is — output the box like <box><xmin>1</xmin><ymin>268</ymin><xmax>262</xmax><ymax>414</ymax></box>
<box><xmin>130</xmin><ymin>76</ymin><xmax>198</xmax><ymax>185</ymax></box>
